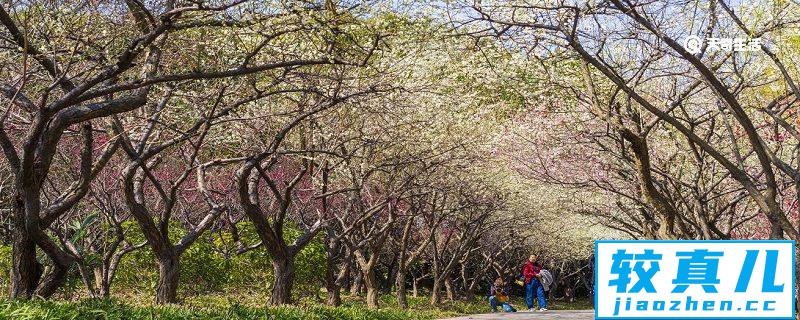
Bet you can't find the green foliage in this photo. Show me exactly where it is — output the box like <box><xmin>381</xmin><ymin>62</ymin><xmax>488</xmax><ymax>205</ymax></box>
<box><xmin>283</xmin><ymin>225</ymin><xmax>327</xmax><ymax>296</ymax></box>
<box><xmin>112</xmin><ymin>221</ymin><xmax>325</xmax><ymax>298</ymax></box>
<box><xmin>69</xmin><ymin>213</ymin><xmax>99</xmax><ymax>245</ymax></box>
<box><xmin>112</xmin><ymin>221</ymin><xmax>157</xmax><ymax>294</ymax></box>
<box><xmin>0</xmin><ymin>296</ymin><xmax>460</xmax><ymax>320</ymax></box>
<box><xmin>208</xmin><ymin>224</ymin><xmax>274</xmax><ymax>292</ymax></box>
<box><xmin>0</xmin><ymin>245</ymin><xmax>10</xmax><ymax>294</ymax></box>
<box><xmin>0</xmin><ymin>298</ymin><xmax>347</xmax><ymax>320</ymax></box>
<box><xmin>0</xmin><ymin>293</ymin><xmax>594</xmax><ymax>320</ymax></box>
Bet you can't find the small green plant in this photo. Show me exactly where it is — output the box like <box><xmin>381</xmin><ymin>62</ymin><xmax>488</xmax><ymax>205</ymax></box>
<box><xmin>0</xmin><ymin>245</ymin><xmax>10</xmax><ymax>294</ymax></box>
<box><xmin>0</xmin><ymin>296</ymin><xmax>490</xmax><ymax>320</ymax></box>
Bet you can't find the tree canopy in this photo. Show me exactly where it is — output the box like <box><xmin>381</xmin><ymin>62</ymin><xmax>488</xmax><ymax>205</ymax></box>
<box><xmin>1</xmin><ymin>0</ymin><xmax>799</xmax><ymax>313</ymax></box>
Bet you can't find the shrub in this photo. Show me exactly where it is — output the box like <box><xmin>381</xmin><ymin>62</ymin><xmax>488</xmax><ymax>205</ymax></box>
<box><xmin>0</xmin><ymin>298</ymin><xmax>446</xmax><ymax>320</ymax></box>
<box><xmin>112</xmin><ymin>221</ymin><xmax>324</xmax><ymax>299</ymax></box>
<box><xmin>0</xmin><ymin>245</ymin><xmax>10</xmax><ymax>294</ymax></box>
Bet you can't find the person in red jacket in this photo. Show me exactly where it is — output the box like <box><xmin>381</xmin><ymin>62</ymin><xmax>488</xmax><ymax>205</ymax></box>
<box><xmin>522</xmin><ymin>254</ymin><xmax>548</xmax><ymax>311</ymax></box>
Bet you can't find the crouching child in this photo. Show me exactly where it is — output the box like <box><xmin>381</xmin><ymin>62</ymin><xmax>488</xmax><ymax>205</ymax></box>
<box><xmin>489</xmin><ymin>278</ymin><xmax>517</xmax><ymax>313</ymax></box>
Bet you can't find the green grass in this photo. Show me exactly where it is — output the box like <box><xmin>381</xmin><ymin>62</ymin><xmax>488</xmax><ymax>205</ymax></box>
<box><xmin>0</xmin><ymin>294</ymin><xmax>593</xmax><ymax>320</ymax></box>
<box><xmin>0</xmin><ymin>299</ymin><xmax>421</xmax><ymax>320</ymax></box>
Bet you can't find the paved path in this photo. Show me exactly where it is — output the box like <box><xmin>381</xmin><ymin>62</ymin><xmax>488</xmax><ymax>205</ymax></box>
<box><xmin>440</xmin><ymin>310</ymin><xmax>595</xmax><ymax>320</ymax></box>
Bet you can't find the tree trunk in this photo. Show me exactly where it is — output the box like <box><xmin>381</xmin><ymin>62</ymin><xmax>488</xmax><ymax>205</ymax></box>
<box><xmin>620</xmin><ymin>130</ymin><xmax>679</xmax><ymax>239</ymax></box>
<box><xmin>9</xmin><ymin>224</ymin><xmax>41</xmax><ymax>299</ymax></box>
<box><xmin>324</xmin><ymin>256</ymin><xmax>340</xmax><ymax>306</ymax></box>
<box><xmin>94</xmin><ymin>267</ymin><xmax>111</xmax><ymax>298</ymax></box>
<box><xmin>76</xmin><ymin>262</ymin><xmax>97</xmax><ymax>298</ymax></box>
<box><xmin>430</xmin><ymin>278</ymin><xmax>442</xmax><ymax>305</ymax></box>
<box><xmin>326</xmin><ymin>282</ymin><xmax>341</xmax><ymax>306</ymax></box>
<box><xmin>396</xmin><ymin>271</ymin><xmax>408</xmax><ymax>309</ymax></box>
<box><xmin>155</xmin><ymin>255</ymin><xmax>180</xmax><ymax>304</ymax></box>
<box><xmin>34</xmin><ymin>263</ymin><xmax>71</xmax><ymax>298</ymax></box>
<box><xmin>271</xmin><ymin>257</ymin><xmax>296</xmax><ymax>305</ymax></box>
<box><xmin>331</xmin><ymin>253</ymin><xmax>352</xmax><ymax>306</ymax></box>
<box><xmin>323</xmin><ymin>238</ymin><xmax>341</xmax><ymax>306</ymax></box>
<box><xmin>444</xmin><ymin>274</ymin><xmax>455</xmax><ymax>301</ymax></box>
<box><xmin>464</xmin><ymin>288</ymin><xmax>475</xmax><ymax>301</ymax></box>
<box><xmin>364</xmin><ymin>269</ymin><xmax>379</xmax><ymax>309</ymax></box>
<box><xmin>769</xmin><ymin>214</ymin><xmax>784</xmax><ymax>239</ymax></box>
<box><xmin>382</xmin><ymin>257</ymin><xmax>396</xmax><ymax>294</ymax></box>
<box><xmin>350</xmin><ymin>271</ymin><xmax>363</xmax><ymax>296</ymax></box>
<box><xmin>412</xmin><ymin>276</ymin><xmax>419</xmax><ymax>298</ymax></box>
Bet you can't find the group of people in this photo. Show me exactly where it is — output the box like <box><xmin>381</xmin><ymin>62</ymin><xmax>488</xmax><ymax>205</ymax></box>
<box><xmin>488</xmin><ymin>254</ymin><xmax>550</xmax><ymax>313</ymax></box>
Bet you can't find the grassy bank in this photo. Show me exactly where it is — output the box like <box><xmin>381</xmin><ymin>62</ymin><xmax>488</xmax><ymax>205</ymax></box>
<box><xmin>0</xmin><ymin>294</ymin><xmax>593</xmax><ymax>320</ymax></box>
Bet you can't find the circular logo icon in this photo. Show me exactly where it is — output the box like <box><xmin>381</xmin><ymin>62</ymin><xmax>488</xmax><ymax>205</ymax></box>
<box><xmin>683</xmin><ymin>35</ymin><xmax>703</xmax><ymax>54</ymax></box>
